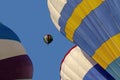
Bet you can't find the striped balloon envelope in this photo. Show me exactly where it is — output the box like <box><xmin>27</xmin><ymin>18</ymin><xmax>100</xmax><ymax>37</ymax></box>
<box><xmin>60</xmin><ymin>46</ymin><xmax>115</xmax><ymax>80</ymax></box>
<box><xmin>47</xmin><ymin>0</ymin><xmax>120</xmax><ymax>79</ymax></box>
<box><xmin>0</xmin><ymin>23</ymin><xmax>33</xmax><ymax>80</ymax></box>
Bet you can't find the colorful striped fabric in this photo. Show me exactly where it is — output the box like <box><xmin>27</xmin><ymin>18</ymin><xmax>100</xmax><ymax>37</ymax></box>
<box><xmin>48</xmin><ymin>0</ymin><xmax>120</xmax><ymax>79</ymax></box>
<box><xmin>0</xmin><ymin>23</ymin><xmax>33</xmax><ymax>79</ymax></box>
<box><xmin>60</xmin><ymin>46</ymin><xmax>114</xmax><ymax>80</ymax></box>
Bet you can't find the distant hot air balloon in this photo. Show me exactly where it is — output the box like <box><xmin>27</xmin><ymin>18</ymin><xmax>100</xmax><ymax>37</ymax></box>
<box><xmin>0</xmin><ymin>23</ymin><xmax>33</xmax><ymax>79</ymax></box>
<box><xmin>60</xmin><ymin>46</ymin><xmax>115</xmax><ymax>80</ymax></box>
<box><xmin>48</xmin><ymin>0</ymin><xmax>120</xmax><ymax>79</ymax></box>
<box><xmin>43</xmin><ymin>34</ymin><xmax>53</xmax><ymax>44</ymax></box>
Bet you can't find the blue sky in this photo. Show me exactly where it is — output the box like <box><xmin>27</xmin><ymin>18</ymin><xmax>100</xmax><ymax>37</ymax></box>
<box><xmin>0</xmin><ymin>0</ymin><xmax>74</xmax><ymax>80</ymax></box>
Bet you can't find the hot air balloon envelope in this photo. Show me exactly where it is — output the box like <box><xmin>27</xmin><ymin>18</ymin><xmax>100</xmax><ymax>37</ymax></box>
<box><xmin>60</xmin><ymin>46</ymin><xmax>115</xmax><ymax>80</ymax></box>
<box><xmin>48</xmin><ymin>0</ymin><xmax>120</xmax><ymax>79</ymax></box>
<box><xmin>0</xmin><ymin>23</ymin><xmax>33</xmax><ymax>79</ymax></box>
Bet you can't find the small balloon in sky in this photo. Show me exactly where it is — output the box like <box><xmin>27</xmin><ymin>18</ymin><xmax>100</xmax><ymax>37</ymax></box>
<box><xmin>43</xmin><ymin>34</ymin><xmax>53</xmax><ymax>44</ymax></box>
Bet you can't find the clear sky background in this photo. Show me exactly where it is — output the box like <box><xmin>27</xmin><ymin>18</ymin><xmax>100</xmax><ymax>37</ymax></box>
<box><xmin>0</xmin><ymin>0</ymin><xmax>74</xmax><ymax>80</ymax></box>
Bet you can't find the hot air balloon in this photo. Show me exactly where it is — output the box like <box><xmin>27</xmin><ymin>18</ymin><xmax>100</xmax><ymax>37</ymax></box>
<box><xmin>48</xmin><ymin>0</ymin><xmax>120</xmax><ymax>79</ymax></box>
<box><xmin>60</xmin><ymin>46</ymin><xmax>115</xmax><ymax>80</ymax></box>
<box><xmin>43</xmin><ymin>34</ymin><xmax>53</xmax><ymax>44</ymax></box>
<box><xmin>0</xmin><ymin>23</ymin><xmax>33</xmax><ymax>79</ymax></box>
